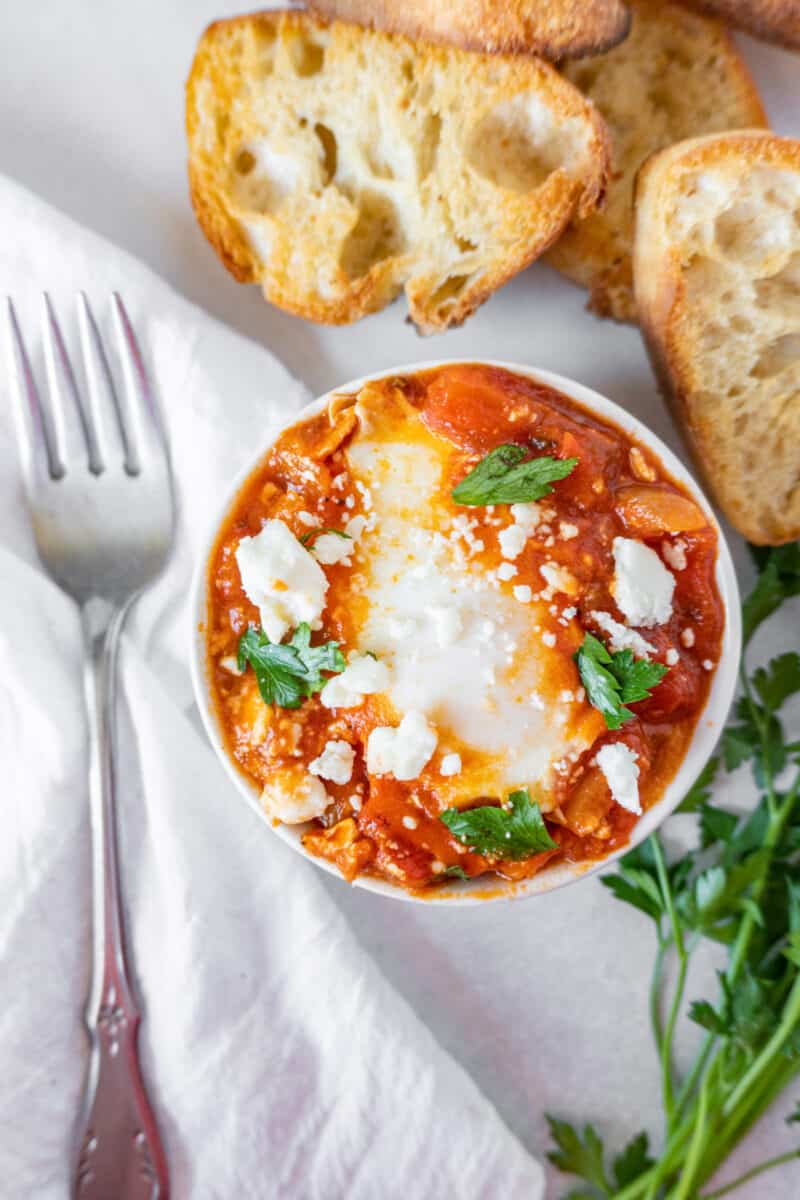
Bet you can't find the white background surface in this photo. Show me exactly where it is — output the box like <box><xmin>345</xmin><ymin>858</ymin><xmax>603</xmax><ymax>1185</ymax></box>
<box><xmin>1</xmin><ymin>2</ymin><xmax>798</xmax><ymax>1196</ymax></box>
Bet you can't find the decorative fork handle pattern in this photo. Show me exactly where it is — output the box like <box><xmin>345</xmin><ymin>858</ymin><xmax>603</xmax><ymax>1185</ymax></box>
<box><xmin>74</xmin><ymin>605</ymin><xmax>169</xmax><ymax>1200</ymax></box>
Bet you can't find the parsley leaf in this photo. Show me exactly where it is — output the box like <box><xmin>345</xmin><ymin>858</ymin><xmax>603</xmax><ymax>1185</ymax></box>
<box><xmin>575</xmin><ymin>633</ymin><xmax>669</xmax><ymax>731</ymax></box>
<box><xmin>237</xmin><ymin>623</ymin><xmax>345</xmax><ymax>709</ymax></box>
<box><xmin>451</xmin><ymin>443</ymin><xmax>578</xmax><ymax>506</ymax></box>
<box><xmin>753</xmin><ymin>652</ymin><xmax>800</xmax><ymax>712</ymax></box>
<box><xmin>441</xmin><ymin>865</ymin><xmax>470</xmax><ymax>880</ymax></box>
<box><xmin>676</xmin><ymin>757</ymin><xmax>720</xmax><ymax>813</ymax></box>
<box><xmin>743</xmin><ymin>543</ymin><xmax>800</xmax><ymax>644</ymax></box>
<box><xmin>612</xmin><ymin>1133</ymin><xmax>654</xmax><ymax>1190</ymax></box>
<box><xmin>546</xmin><ymin>1116</ymin><xmax>610</xmax><ymax>1195</ymax></box>
<box><xmin>299</xmin><ymin>527</ymin><xmax>351</xmax><ymax>547</ymax></box>
<box><xmin>440</xmin><ymin>788</ymin><xmax>558</xmax><ymax>859</ymax></box>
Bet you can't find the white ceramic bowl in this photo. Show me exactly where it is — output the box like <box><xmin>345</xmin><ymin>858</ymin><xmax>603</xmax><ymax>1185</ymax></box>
<box><xmin>189</xmin><ymin>360</ymin><xmax>741</xmax><ymax>905</ymax></box>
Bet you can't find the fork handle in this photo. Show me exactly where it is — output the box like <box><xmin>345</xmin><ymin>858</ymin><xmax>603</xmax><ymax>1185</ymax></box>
<box><xmin>74</xmin><ymin>605</ymin><xmax>169</xmax><ymax>1200</ymax></box>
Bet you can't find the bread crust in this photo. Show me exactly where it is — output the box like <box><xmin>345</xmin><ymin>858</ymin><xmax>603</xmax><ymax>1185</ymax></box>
<box><xmin>305</xmin><ymin>0</ymin><xmax>632</xmax><ymax>60</ymax></box>
<box><xmin>634</xmin><ymin>131</ymin><xmax>800</xmax><ymax>545</ymax></box>
<box><xmin>186</xmin><ymin>9</ymin><xmax>610</xmax><ymax>334</ymax></box>
<box><xmin>677</xmin><ymin>0</ymin><xmax>800</xmax><ymax>50</ymax></box>
<box><xmin>548</xmin><ymin>0</ymin><xmax>766</xmax><ymax>324</ymax></box>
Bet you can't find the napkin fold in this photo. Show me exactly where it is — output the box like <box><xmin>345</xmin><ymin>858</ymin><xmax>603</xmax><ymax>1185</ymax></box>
<box><xmin>0</xmin><ymin>175</ymin><xmax>545</xmax><ymax>1199</ymax></box>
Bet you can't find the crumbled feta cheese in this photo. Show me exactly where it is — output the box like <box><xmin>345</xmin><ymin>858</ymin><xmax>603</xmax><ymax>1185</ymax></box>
<box><xmin>321</xmin><ymin>652</ymin><xmax>390</xmax><ymax>709</ymax></box>
<box><xmin>497</xmin><ymin>562</ymin><xmax>518</xmax><ymax>581</ymax></box>
<box><xmin>235</xmin><ymin>520</ymin><xmax>328</xmax><ymax>644</ymax></box>
<box><xmin>513</xmin><ymin>584</ymin><xmax>533</xmax><ymax>604</ymax></box>
<box><xmin>349</xmin><ymin>793</ymin><xmax>362</xmax><ymax>812</ymax></box>
<box><xmin>612</xmin><ymin>537</ymin><xmax>675</xmax><ymax>627</ymax></box>
<box><xmin>662</xmin><ymin>539</ymin><xmax>688</xmax><ymax>571</ymax></box>
<box><xmin>542</xmin><ymin>631</ymin><xmax>556</xmax><ymax>648</ymax></box>
<box><xmin>431</xmin><ymin>860</ymin><xmax>446</xmax><ymax>874</ymax></box>
<box><xmin>703</xmin><ymin>659</ymin><xmax>714</xmax><ymax>671</ymax></box>
<box><xmin>429</xmin><ymin>605</ymin><xmax>463</xmax><ymax>647</ymax></box>
<box><xmin>220</xmin><ymin>655</ymin><xmax>243</xmax><ymax>676</ymax></box>
<box><xmin>297</xmin><ymin>511</ymin><xmax>317</xmax><ymax>527</ymax></box>
<box><xmin>540</xmin><ymin>561</ymin><xmax>578</xmax><ymax>595</ymax></box>
<box><xmin>596</xmin><ymin>743</ymin><xmax>641</xmax><ymax>815</ymax></box>
<box><xmin>366</xmin><ymin>711</ymin><xmax>438</xmax><ymax>781</ymax></box>
<box><xmin>345</xmin><ymin>514</ymin><xmax>368</xmax><ymax>541</ymax></box>
<box><xmin>402</xmin><ymin>815</ymin><xmax>418</xmax><ymax>830</ymax></box>
<box><xmin>261</xmin><ymin>767</ymin><xmax>330</xmax><ymax>824</ymax></box>
<box><xmin>510</xmin><ymin>502</ymin><xmax>543</xmax><ymax>533</ymax></box>
<box><xmin>499</xmin><ymin>523</ymin><xmax>527</xmax><ymax>560</ymax></box>
<box><xmin>309</xmin><ymin>739</ymin><xmax>355</xmax><ymax>785</ymax></box>
<box><xmin>345</xmin><ymin>495</ymin><xmax>356</xmax><ymax>510</ymax></box>
<box><xmin>311</xmin><ymin>532</ymin><xmax>354</xmax><ymax>567</ymax></box>
<box><xmin>681</xmin><ymin>628</ymin><xmax>696</xmax><ymax>648</ymax></box>
<box><xmin>666</xmin><ymin>648</ymin><xmax>680</xmax><ymax>666</ymax></box>
<box><xmin>559</xmin><ymin>522</ymin><xmax>579</xmax><ymax>540</ymax></box>
<box><xmin>590</xmin><ymin>611</ymin><xmax>657</xmax><ymax>658</ymax></box>
<box><xmin>562</xmin><ymin>606</ymin><xmax>577</xmax><ymax>621</ymax></box>
<box><xmin>440</xmin><ymin>753</ymin><xmax>462</xmax><ymax>777</ymax></box>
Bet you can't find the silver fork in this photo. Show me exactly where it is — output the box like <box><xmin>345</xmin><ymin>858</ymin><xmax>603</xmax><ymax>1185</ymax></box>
<box><xmin>6</xmin><ymin>294</ymin><xmax>172</xmax><ymax>1200</ymax></box>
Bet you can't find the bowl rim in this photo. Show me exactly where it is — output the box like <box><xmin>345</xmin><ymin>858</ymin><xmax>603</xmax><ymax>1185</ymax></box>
<box><xmin>189</xmin><ymin>358</ymin><xmax>742</xmax><ymax>906</ymax></box>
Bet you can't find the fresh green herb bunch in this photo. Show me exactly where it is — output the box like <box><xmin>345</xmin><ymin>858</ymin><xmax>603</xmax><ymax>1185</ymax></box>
<box><xmin>548</xmin><ymin>543</ymin><xmax>800</xmax><ymax>1200</ymax></box>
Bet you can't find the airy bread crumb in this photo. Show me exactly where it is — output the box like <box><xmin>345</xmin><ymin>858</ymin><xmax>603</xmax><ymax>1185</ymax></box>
<box><xmin>548</xmin><ymin>0</ymin><xmax>766</xmax><ymax>323</ymax></box>
<box><xmin>186</xmin><ymin>9</ymin><xmax>610</xmax><ymax>333</ymax></box>
<box><xmin>634</xmin><ymin>131</ymin><xmax>800</xmax><ymax>545</ymax></box>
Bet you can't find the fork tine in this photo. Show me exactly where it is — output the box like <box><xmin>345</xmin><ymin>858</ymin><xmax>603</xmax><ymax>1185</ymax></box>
<box><xmin>77</xmin><ymin>293</ymin><xmax>135</xmax><ymax>473</ymax></box>
<box><xmin>5</xmin><ymin>298</ymin><xmax>60</xmax><ymax>482</ymax></box>
<box><xmin>111</xmin><ymin>294</ymin><xmax>165</xmax><ymax>474</ymax></box>
<box><xmin>42</xmin><ymin>293</ymin><xmax>103</xmax><ymax>475</ymax></box>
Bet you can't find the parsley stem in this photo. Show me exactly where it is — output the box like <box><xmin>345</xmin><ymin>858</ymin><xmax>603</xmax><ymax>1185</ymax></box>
<box><xmin>702</xmin><ymin>1057</ymin><xmax>800</xmax><ymax>1187</ymax></box>
<box><xmin>700</xmin><ymin>1149</ymin><xmax>800</xmax><ymax>1200</ymax></box>
<box><xmin>650</xmin><ymin>938</ymin><xmax>668</xmax><ymax>1054</ymax></box>
<box><xmin>670</xmin><ymin>1061</ymin><xmax>713</xmax><ymax>1200</ymax></box>
<box><xmin>722</xmin><ymin>974</ymin><xmax>800</xmax><ymax>1121</ymax></box>
<box><xmin>652</xmin><ymin>835</ymin><xmax>688</xmax><ymax>1123</ymax></box>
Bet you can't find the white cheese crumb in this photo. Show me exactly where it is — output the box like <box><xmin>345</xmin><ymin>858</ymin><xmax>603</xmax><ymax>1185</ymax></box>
<box><xmin>440</xmin><ymin>753</ymin><xmax>462</xmax><ymax>777</ymax></box>
<box><xmin>596</xmin><ymin>743</ymin><xmax>641</xmax><ymax>815</ymax></box>
<box><xmin>402</xmin><ymin>815</ymin><xmax>419</xmax><ymax>830</ymax></box>
<box><xmin>220</xmin><ymin>655</ymin><xmax>243</xmax><ymax>676</ymax></box>
<box><xmin>431</xmin><ymin>860</ymin><xmax>446</xmax><ymax>874</ymax></box>
<box><xmin>345</xmin><ymin>495</ymin><xmax>355</xmax><ymax>510</ymax></box>
<box><xmin>309</xmin><ymin>740</ymin><xmax>355</xmax><ymax>785</ymax></box>
<box><xmin>666</xmin><ymin>648</ymin><xmax>680</xmax><ymax>666</ymax></box>
<box><xmin>261</xmin><ymin>767</ymin><xmax>330</xmax><ymax>824</ymax></box>
<box><xmin>345</xmin><ymin>514</ymin><xmax>368</xmax><ymax>541</ymax></box>
<box><xmin>499</xmin><ymin>523</ymin><xmax>527</xmax><ymax>560</ymax></box>
<box><xmin>510</xmin><ymin>501</ymin><xmax>543</xmax><ymax>533</ymax></box>
<box><xmin>540</xmin><ymin>561</ymin><xmax>578</xmax><ymax>595</ymax></box>
<box><xmin>430</xmin><ymin>605</ymin><xmax>464</xmax><ymax>647</ymax></box>
<box><xmin>349</xmin><ymin>793</ymin><xmax>362</xmax><ymax>812</ymax></box>
<box><xmin>542</xmin><ymin>631</ymin><xmax>556</xmax><ymax>648</ymax></box>
<box><xmin>321</xmin><ymin>652</ymin><xmax>390</xmax><ymax>709</ymax></box>
<box><xmin>332</xmin><ymin>473</ymin><xmax>347</xmax><ymax>491</ymax></box>
<box><xmin>235</xmin><ymin>520</ymin><xmax>329</xmax><ymax>644</ymax></box>
<box><xmin>366</xmin><ymin>711</ymin><xmax>438</xmax><ymax>781</ymax></box>
<box><xmin>513</xmin><ymin>584</ymin><xmax>533</xmax><ymax>604</ymax></box>
<box><xmin>311</xmin><ymin>532</ymin><xmax>354</xmax><ymax>566</ymax></box>
<box><xmin>590</xmin><ymin>611</ymin><xmax>657</xmax><ymax>658</ymax></box>
<box><xmin>703</xmin><ymin>659</ymin><xmax>714</xmax><ymax>671</ymax></box>
<box><xmin>297</xmin><ymin>510</ymin><xmax>317</xmax><ymax>527</ymax></box>
<box><xmin>559</xmin><ymin>522</ymin><xmax>579</xmax><ymax>540</ymax></box>
<box><xmin>497</xmin><ymin>562</ymin><xmax>518</xmax><ymax>581</ymax></box>
<box><xmin>562</xmin><ymin>606</ymin><xmax>577</xmax><ymax>621</ymax></box>
<box><xmin>662</xmin><ymin>539</ymin><xmax>688</xmax><ymax>572</ymax></box>
<box><xmin>681</xmin><ymin>628</ymin><xmax>696</xmax><ymax>648</ymax></box>
<box><xmin>612</xmin><ymin>537</ymin><xmax>675</xmax><ymax>627</ymax></box>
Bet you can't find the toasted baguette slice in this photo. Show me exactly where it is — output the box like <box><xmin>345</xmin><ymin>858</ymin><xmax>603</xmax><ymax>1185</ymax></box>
<box><xmin>547</xmin><ymin>0</ymin><xmax>766</xmax><ymax>323</ymax></box>
<box><xmin>634</xmin><ymin>131</ymin><xmax>800</xmax><ymax>545</ymax></box>
<box><xmin>678</xmin><ymin>0</ymin><xmax>800</xmax><ymax>51</ymax></box>
<box><xmin>305</xmin><ymin>0</ymin><xmax>632</xmax><ymax>61</ymax></box>
<box><xmin>186</xmin><ymin>10</ymin><xmax>610</xmax><ymax>333</ymax></box>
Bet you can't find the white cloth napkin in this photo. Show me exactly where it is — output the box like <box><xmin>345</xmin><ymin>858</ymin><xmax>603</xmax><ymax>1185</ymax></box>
<box><xmin>0</xmin><ymin>175</ymin><xmax>546</xmax><ymax>1199</ymax></box>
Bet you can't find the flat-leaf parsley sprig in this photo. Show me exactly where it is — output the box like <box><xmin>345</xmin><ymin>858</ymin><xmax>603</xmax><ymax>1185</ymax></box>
<box><xmin>547</xmin><ymin>543</ymin><xmax>800</xmax><ymax>1200</ymax></box>
<box><xmin>237</xmin><ymin>622</ymin><xmax>345</xmax><ymax>709</ymax></box>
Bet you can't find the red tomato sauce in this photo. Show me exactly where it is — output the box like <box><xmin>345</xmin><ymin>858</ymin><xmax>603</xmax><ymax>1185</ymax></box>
<box><xmin>205</xmin><ymin>366</ymin><xmax>725</xmax><ymax>893</ymax></box>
